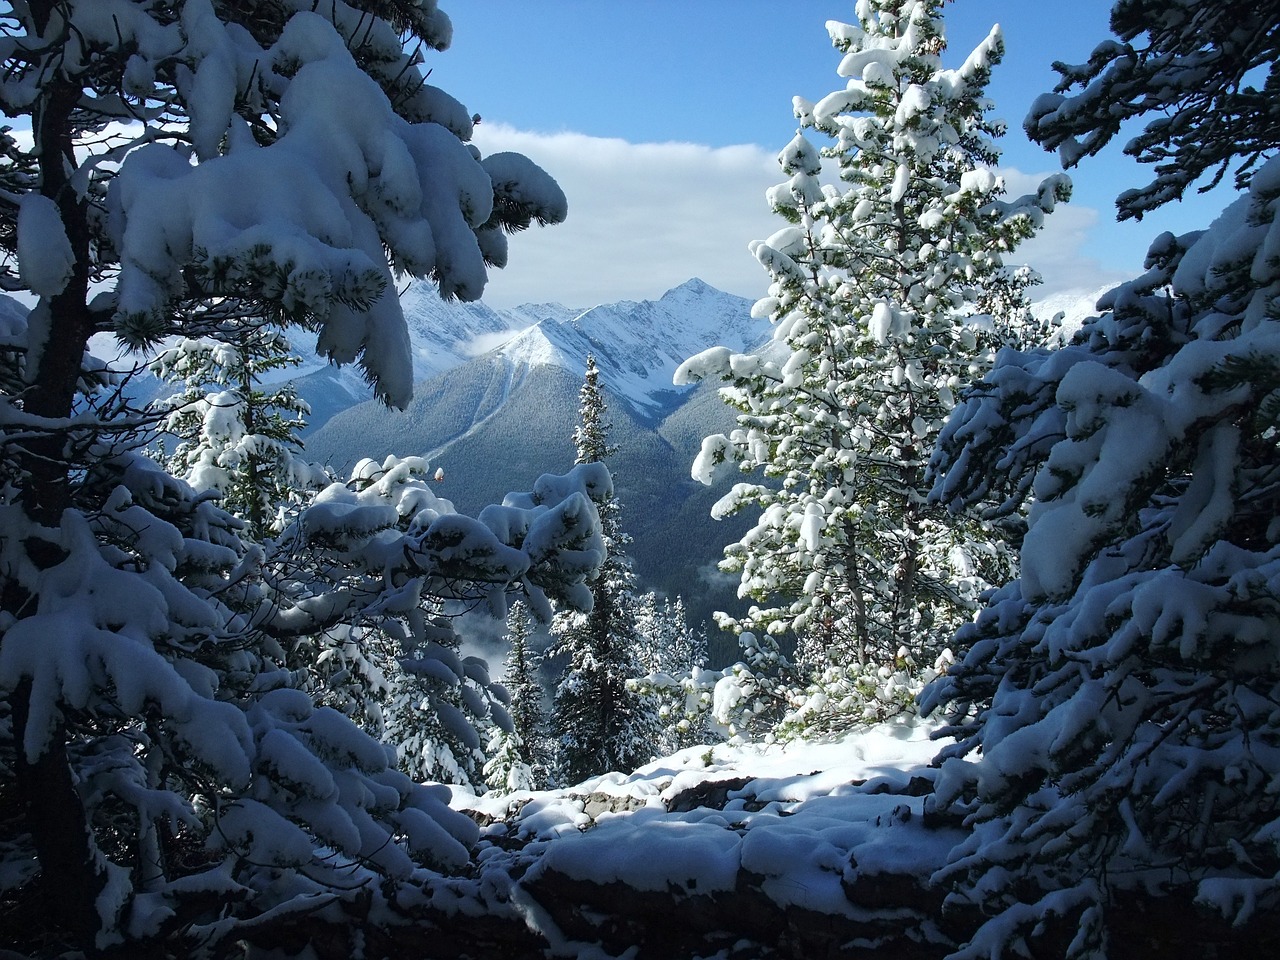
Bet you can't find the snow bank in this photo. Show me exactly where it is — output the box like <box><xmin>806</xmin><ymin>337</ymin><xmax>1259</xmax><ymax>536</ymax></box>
<box><xmin>454</xmin><ymin>715</ymin><xmax>958</xmax><ymax>924</ymax></box>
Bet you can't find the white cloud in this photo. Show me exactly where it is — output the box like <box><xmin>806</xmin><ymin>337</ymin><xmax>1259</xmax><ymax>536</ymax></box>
<box><xmin>462</xmin><ymin>330</ymin><xmax>521</xmax><ymax>355</ymax></box>
<box><xmin>997</xmin><ymin>169</ymin><xmax>1132</xmax><ymax>298</ymax></box>
<box><xmin>472</xmin><ymin>124</ymin><xmax>780</xmax><ymax>309</ymax></box>
<box><xmin>473</xmin><ymin>124</ymin><xmax>1132</xmax><ymax>311</ymax></box>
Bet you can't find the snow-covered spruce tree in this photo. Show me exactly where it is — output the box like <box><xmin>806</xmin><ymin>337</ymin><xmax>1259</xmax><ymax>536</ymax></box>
<box><xmin>485</xmin><ymin>600</ymin><xmax>548</xmax><ymax>792</ymax></box>
<box><xmin>922</xmin><ymin>3</ymin><xmax>1280</xmax><ymax>955</ymax></box>
<box><xmin>0</xmin><ymin>2</ymin><xmax>584</xmax><ymax>956</ymax></box>
<box><xmin>550</xmin><ymin>356</ymin><xmax>659</xmax><ymax>783</ymax></box>
<box><xmin>150</xmin><ymin>329</ymin><xmax>329</xmax><ymax>538</ymax></box>
<box><xmin>152</xmin><ymin>341</ymin><xmax>515</xmax><ymax>787</ymax></box>
<box><xmin>630</xmin><ymin>592</ymin><xmax>715</xmax><ymax>752</ymax></box>
<box><xmin>267</xmin><ymin>454</ymin><xmax>546</xmax><ymax>791</ymax></box>
<box><xmin>676</xmin><ymin>0</ymin><xmax>1068</xmax><ymax>737</ymax></box>
<box><xmin>634</xmin><ymin>593</ymin><xmax>704</xmax><ymax>679</ymax></box>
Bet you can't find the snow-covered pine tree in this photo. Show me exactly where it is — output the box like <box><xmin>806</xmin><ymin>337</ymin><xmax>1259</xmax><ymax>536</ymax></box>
<box><xmin>150</xmin><ymin>329</ymin><xmax>328</xmax><ymax>538</ymax></box>
<box><xmin>923</xmin><ymin>3</ymin><xmax>1280</xmax><ymax>955</ymax></box>
<box><xmin>676</xmin><ymin>0</ymin><xmax>1069</xmax><ymax>736</ymax></box>
<box><xmin>632</xmin><ymin>593</ymin><xmax>714</xmax><ymax>752</ymax></box>
<box><xmin>634</xmin><ymin>593</ymin><xmax>703</xmax><ymax>678</ymax></box>
<box><xmin>485</xmin><ymin>600</ymin><xmax>548</xmax><ymax>792</ymax></box>
<box><xmin>269</xmin><ymin>454</ymin><xmax>552</xmax><ymax>791</ymax></box>
<box><xmin>0</xmin><ymin>3</ymin><xmax>587</xmax><ymax>955</ymax></box>
<box><xmin>676</xmin><ymin>596</ymin><xmax>708</xmax><ymax>673</ymax></box>
<box><xmin>150</xmin><ymin>337</ymin><xmax>505</xmax><ymax>783</ymax></box>
<box><xmin>388</xmin><ymin>618</ymin><xmax>496</xmax><ymax>788</ymax></box>
<box><xmin>1025</xmin><ymin>0</ymin><xmax>1280</xmax><ymax>223</ymax></box>
<box><xmin>482</xmin><ymin>726</ymin><xmax>531</xmax><ymax>797</ymax></box>
<box><xmin>550</xmin><ymin>356</ymin><xmax>659</xmax><ymax>783</ymax></box>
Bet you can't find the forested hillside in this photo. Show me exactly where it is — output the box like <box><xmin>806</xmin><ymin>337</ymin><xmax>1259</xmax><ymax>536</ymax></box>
<box><xmin>306</xmin><ymin>341</ymin><xmax>756</xmax><ymax>652</ymax></box>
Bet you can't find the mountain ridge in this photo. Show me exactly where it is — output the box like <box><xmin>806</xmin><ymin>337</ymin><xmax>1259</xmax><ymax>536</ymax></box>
<box><xmin>303</xmin><ymin>279</ymin><xmax>769</xmax><ymax>647</ymax></box>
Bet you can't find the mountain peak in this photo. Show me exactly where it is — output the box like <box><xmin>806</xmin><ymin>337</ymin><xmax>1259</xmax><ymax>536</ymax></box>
<box><xmin>661</xmin><ymin>277</ymin><xmax>718</xmax><ymax>300</ymax></box>
<box><xmin>490</xmin><ymin>278</ymin><xmax>768</xmax><ymax>421</ymax></box>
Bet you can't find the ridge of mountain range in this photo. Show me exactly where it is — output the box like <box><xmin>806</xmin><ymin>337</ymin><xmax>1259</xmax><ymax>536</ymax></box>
<box><xmin>299</xmin><ymin>279</ymin><xmax>769</xmax><ymax>649</ymax></box>
<box><xmin>299</xmin><ymin>278</ymin><xmax>1111</xmax><ymax>649</ymax></box>
<box><xmin>287</xmin><ymin>277</ymin><xmax>766</xmax><ymax>432</ymax></box>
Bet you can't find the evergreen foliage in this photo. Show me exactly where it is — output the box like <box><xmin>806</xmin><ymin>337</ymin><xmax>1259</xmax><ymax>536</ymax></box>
<box><xmin>922</xmin><ymin>2</ymin><xmax>1280</xmax><ymax>954</ymax></box>
<box><xmin>550</xmin><ymin>357</ymin><xmax>659</xmax><ymax>782</ymax></box>
<box><xmin>485</xmin><ymin>600</ymin><xmax>549</xmax><ymax>792</ymax></box>
<box><xmin>150</xmin><ymin>329</ymin><xmax>329</xmax><ymax>538</ymax></box>
<box><xmin>152</xmin><ymin>337</ymin><xmax>515</xmax><ymax>790</ymax></box>
<box><xmin>632</xmin><ymin>593</ymin><xmax>714</xmax><ymax>752</ymax></box>
<box><xmin>0</xmin><ymin>2</ymin><xmax>581</xmax><ymax>954</ymax></box>
<box><xmin>678</xmin><ymin>0</ymin><xmax>1068</xmax><ymax>737</ymax></box>
<box><xmin>1025</xmin><ymin>0</ymin><xmax>1280</xmax><ymax>220</ymax></box>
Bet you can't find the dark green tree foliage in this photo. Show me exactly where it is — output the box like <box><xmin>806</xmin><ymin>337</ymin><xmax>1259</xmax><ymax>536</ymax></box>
<box><xmin>923</xmin><ymin>2</ymin><xmax>1280</xmax><ymax>955</ymax></box>
<box><xmin>0</xmin><ymin>2</ymin><xmax>586</xmax><ymax>955</ymax></box>
<box><xmin>505</xmin><ymin>601</ymin><xmax>550</xmax><ymax>772</ymax></box>
<box><xmin>1025</xmin><ymin>0</ymin><xmax>1280</xmax><ymax>219</ymax></box>
<box><xmin>551</xmin><ymin>356</ymin><xmax>659</xmax><ymax>783</ymax></box>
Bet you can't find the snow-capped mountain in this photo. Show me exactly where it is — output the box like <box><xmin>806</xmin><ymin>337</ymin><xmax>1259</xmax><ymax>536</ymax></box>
<box><xmin>286</xmin><ymin>277</ymin><xmax>763</xmax><ymax>432</ymax></box>
<box><xmin>398</xmin><ymin>284</ymin><xmax>577</xmax><ymax>383</ymax></box>
<box><xmin>304</xmin><ymin>278</ymin><xmax>767</xmax><ymax>484</ymax></box>
<box><xmin>495</xmin><ymin>278</ymin><xmax>766</xmax><ymax>420</ymax></box>
<box><xmin>303</xmin><ymin>279</ymin><xmax>769</xmax><ymax>644</ymax></box>
<box><xmin>282</xmin><ymin>283</ymin><xmax>580</xmax><ymax>426</ymax></box>
<box><xmin>1030</xmin><ymin>283</ymin><xmax>1115</xmax><ymax>340</ymax></box>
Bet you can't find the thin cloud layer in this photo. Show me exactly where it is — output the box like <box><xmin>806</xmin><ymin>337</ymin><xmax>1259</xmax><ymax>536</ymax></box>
<box><xmin>472</xmin><ymin>124</ymin><xmax>781</xmax><ymax>309</ymax></box>
<box><xmin>473</xmin><ymin>124</ymin><xmax>1130</xmax><ymax>310</ymax></box>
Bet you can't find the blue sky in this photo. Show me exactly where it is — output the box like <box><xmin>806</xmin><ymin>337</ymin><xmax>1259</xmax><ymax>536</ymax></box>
<box><xmin>428</xmin><ymin>1</ymin><xmax>1231</xmax><ymax>309</ymax></box>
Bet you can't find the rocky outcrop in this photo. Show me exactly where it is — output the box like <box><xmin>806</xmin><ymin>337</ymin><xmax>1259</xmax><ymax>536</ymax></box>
<box><xmin>518</xmin><ymin>865</ymin><xmax>955</xmax><ymax>960</ymax></box>
<box><xmin>450</xmin><ymin>772</ymin><xmax>965</xmax><ymax>959</ymax></box>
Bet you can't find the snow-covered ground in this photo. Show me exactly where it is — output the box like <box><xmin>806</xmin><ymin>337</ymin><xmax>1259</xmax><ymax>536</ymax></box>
<box><xmin>449</xmin><ymin>716</ymin><xmax>963</xmax><ymax>957</ymax></box>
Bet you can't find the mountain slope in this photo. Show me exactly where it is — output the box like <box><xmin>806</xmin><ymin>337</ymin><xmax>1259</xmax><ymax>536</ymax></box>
<box><xmin>286</xmin><ymin>284</ymin><xmax>580</xmax><ymax>433</ymax></box>
<box><xmin>304</xmin><ymin>279</ymin><xmax>769</xmax><ymax>646</ymax></box>
<box><xmin>305</xmin><ymin>359</ymin><xmax>754</xmax><ymax>647</ymax></box>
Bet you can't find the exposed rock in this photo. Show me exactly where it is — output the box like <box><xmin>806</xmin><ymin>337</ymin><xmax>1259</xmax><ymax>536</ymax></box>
<box><xmin>581</xmin><ymin>791</ymin><xmax>655</xmax><ymax>820</ymax></box>
<box><xmin>518</xmin><ymin>862</ymin><xmax>952</xmax><ymax>960</ymax></box>
<box><xmin>665</xmin><ymin>776</ymin><xmax>754</xmax><ymax>813</ymax></box>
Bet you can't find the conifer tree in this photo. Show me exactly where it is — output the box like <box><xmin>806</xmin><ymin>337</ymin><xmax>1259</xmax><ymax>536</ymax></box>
<box><xmin>634</xmin><ymin>593</ymin><xmax>703</xmax><ymax>677</ymax></box>
<box><xmin>149</xmin><ymin>334</ymin><xmax>514</xmax><ymax>788</ymax></box>
<box><xmin>633</xmin><ymin>593</ymin><xmax>712</xmax><ymax>751</ymax></box>
<box><xmin>0</xmin><ymin>3</ymin><xmax>583</xmax><ymax>953</ymax></box>
<box><xmin>150</xmin><ymin>328</ymin><xmax>328</xmax><ymax>538</ymax></box>
<box><xmin>485</xmin><ymin>600</ymin><xmax>548</xmax><ymax>792</ymax></box>
<box><xmin>550</xmin><ymin>356</ymin><xmax>658</xmax><ymax>782</ymax></box>
<box><xmin>1025</xmin><ymin>0</ymin><xmax>1280</xmax><ymax>222</ymax></box>
<box><xmin>677</xmin><ymin>0</ymin><xmax>1068</xmax><ymax>735</ymax></box>
<box><xmin>923</xmin><ymin>2</ymin><xmax>1280</xmax><ymax>954</ymax></box>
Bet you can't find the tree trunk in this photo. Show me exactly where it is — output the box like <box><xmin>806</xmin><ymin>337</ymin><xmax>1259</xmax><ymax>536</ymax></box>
<box><xmin>4</xmin><ymin>56</ymin><xmax>110</xmax><ymax>949</ymax></box>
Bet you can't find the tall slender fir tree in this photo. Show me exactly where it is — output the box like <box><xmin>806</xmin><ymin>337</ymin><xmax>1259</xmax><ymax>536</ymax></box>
<box><xmin>485</xmin><ymin>600</ymin><xmax>549</xmax><ymax>792</ymax></box>
<box><xmin>550</xmin><ymin>356</ymin><xmax>658</xmax><ymax>782</ymax></box>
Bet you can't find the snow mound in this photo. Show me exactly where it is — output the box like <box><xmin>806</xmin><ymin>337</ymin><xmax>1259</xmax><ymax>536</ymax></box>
<box><xmin>450</xmin><ymin>715</ymin><xmax>961</xmax><ymax>955</ymax></box>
